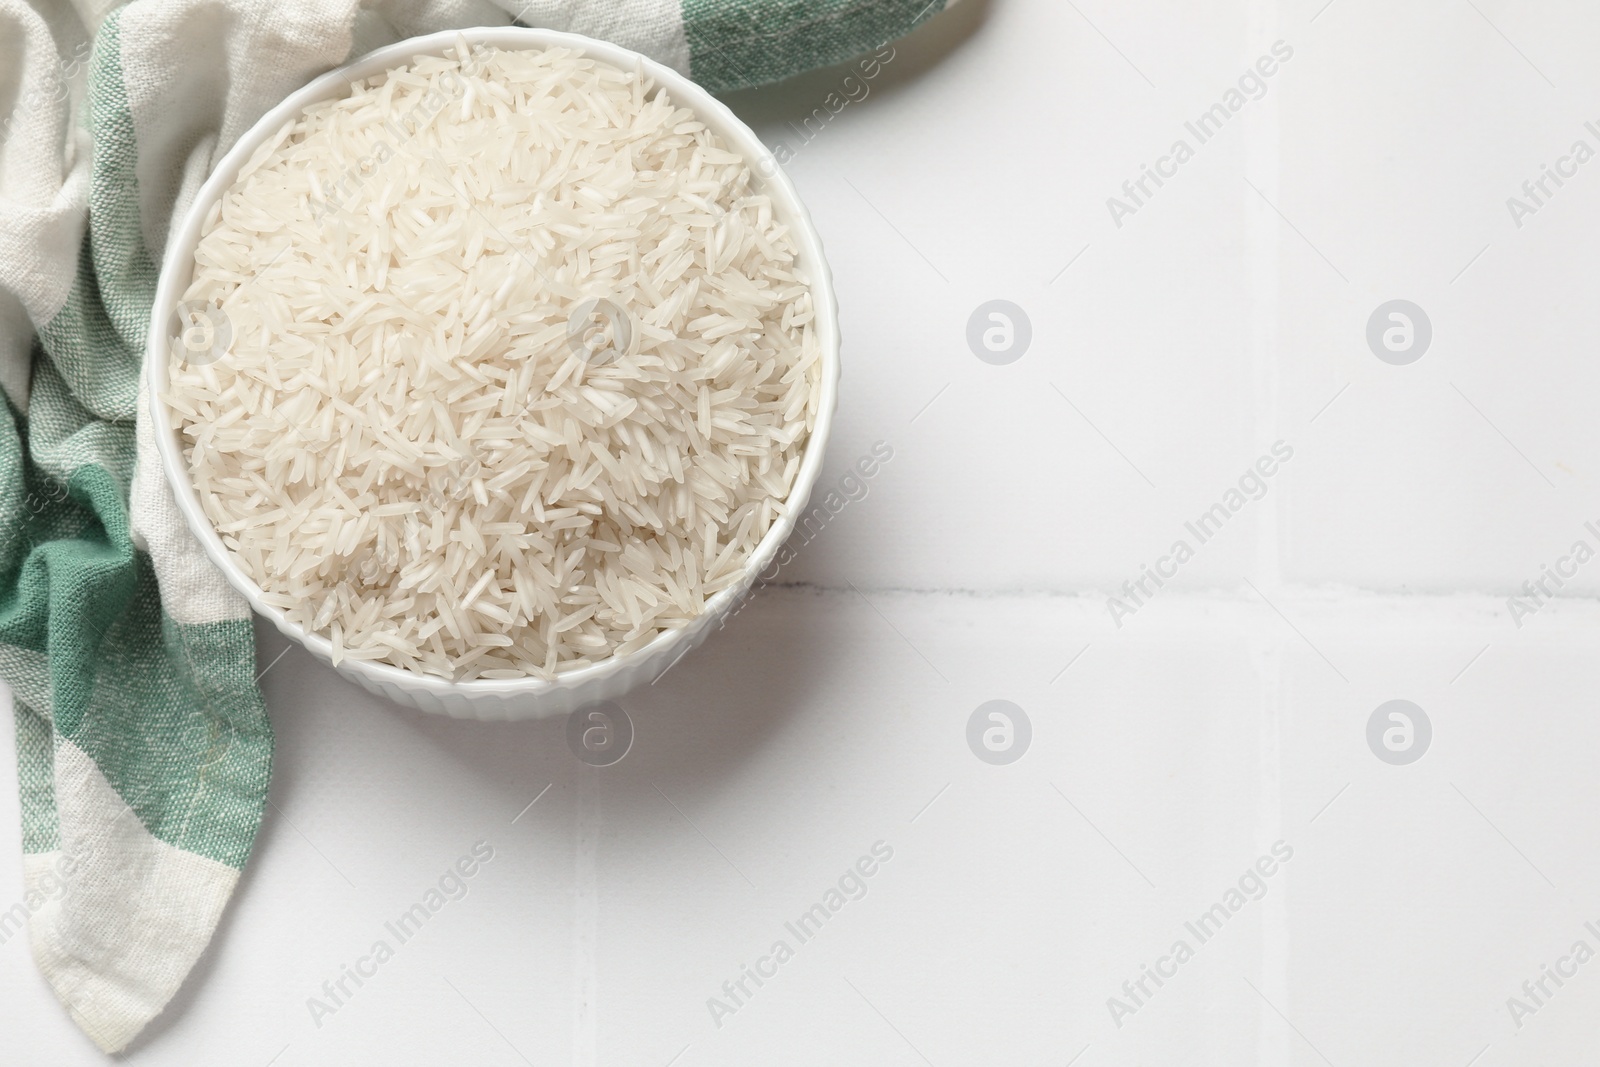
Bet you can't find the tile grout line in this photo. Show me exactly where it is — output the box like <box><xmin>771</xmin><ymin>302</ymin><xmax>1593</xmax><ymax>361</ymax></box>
<box><xmin>1247</xmin><ymin>0</ymin><xmax>1286</xmax><ymax>601</ymax></box>
<box><xmin>1248</xmin><ymin>4</ymin><xmax>1292</xmax><ymax>1064</ymax></box>
<box><xmin>572</xmin><ymin>770</ymin><xmax>599</xmax><ymax>1067</ymax></box>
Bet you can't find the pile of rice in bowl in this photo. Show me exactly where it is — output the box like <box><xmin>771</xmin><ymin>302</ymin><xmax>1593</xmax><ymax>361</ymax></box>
<box><xmin>164</xmin><ymin>43</ymin><xmax>821</xmax><ymax>681</ymax></box>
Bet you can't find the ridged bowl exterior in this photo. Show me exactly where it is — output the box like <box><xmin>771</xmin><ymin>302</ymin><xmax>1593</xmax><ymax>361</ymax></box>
<box><xmin>147</xmin><ymin>28</ymin><xmax>840</xmax><ymax>720</ymax></box>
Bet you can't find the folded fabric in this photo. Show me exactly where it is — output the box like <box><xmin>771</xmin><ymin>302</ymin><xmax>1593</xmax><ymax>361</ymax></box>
<box><xmin>0</xmin><ymin>0</ymin><xmax>952</xmax><ymax>1052</ymax></box>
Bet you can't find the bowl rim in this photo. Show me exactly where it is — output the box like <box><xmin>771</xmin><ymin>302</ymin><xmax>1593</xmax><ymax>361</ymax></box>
<box><xmin>146</xmin><ymin>25</ymin><xmax>840</xmax><ymax>699</ymax></box>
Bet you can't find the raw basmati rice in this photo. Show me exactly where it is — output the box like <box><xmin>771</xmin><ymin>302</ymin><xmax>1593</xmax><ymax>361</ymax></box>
<box><xmin>166</xmin><ymin>43</ymin><xmax>821</xmax><ymax>681</ymax></box>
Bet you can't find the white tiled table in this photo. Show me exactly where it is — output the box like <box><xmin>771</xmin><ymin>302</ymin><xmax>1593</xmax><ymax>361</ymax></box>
<box><xmin>9</xmin><ymin>1</ymin><xmax>1600</xmax><ymax>1062</ymax></box>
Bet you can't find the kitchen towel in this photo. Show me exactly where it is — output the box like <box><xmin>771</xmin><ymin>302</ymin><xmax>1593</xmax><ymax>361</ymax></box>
<box><xmin>0</xmin><ymin>0</ymin><xmax>951</xmax><ymax>1051</ymax></box>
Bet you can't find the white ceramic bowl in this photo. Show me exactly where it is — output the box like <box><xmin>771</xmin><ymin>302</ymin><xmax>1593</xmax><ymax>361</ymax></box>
<box><xmin>147</xmin><ymin>27</ymin><xmax>839</xmax><ymax>721</ymax></box>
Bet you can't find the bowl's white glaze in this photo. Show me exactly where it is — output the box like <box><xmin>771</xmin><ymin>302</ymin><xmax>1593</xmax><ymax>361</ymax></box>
<box><xmin>146</xmin><ymin>28</ymin><xmax>839</xmax><ymax>720</ymax></box>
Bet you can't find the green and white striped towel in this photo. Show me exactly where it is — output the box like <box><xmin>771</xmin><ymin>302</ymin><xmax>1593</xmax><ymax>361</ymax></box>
<box><xmin>0</xmin><ymin>0</ymin><xmax>950</xmax><ymax>1051</ymax></box>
